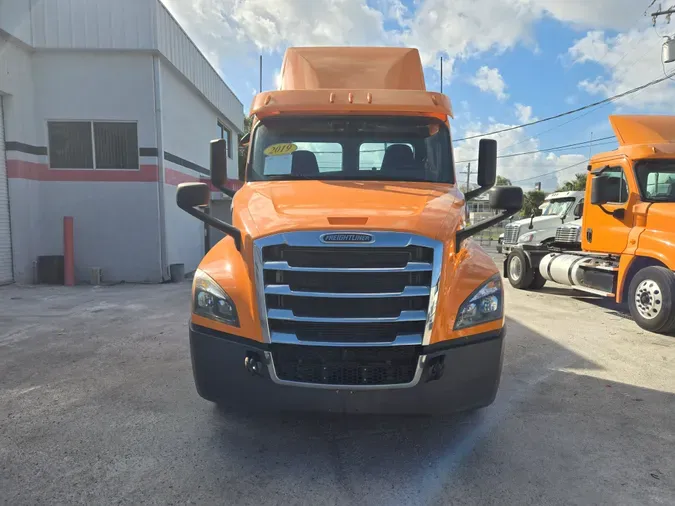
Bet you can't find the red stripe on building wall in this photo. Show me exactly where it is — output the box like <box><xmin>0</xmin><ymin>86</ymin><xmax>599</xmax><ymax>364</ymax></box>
<box><xmin>6</xmin><ymin>159</ymin><xmax>245</xmax><ymax>191</ymax></box>
<box><xmin>7</xmin><ymin>159</ymin><xmax>160</xmax><ymax>182</ymax></box>
<box><xmin>164</xmin><ymin>167</ymin><xmax>244</xmax><ymax>191</ymax></box>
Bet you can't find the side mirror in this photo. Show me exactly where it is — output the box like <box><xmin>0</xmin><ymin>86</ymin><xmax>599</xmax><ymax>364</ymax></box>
<box><xmin>477</xmin><ymin>139</ymin><xmax>497</xmax><ymax>188</ymax></box>
<box><xmin>590</xmin><ymin>176</ymin><xmax>608</xmax><ymax>205</ymax></box>
<box><xmin>456</xmin><ymin>185</ymin><xmax>523</xmax><ymax>252</ymax></box>
<box><xmin>238</xmin><ymin>158</ymin><xmax>246</xmax><ymax>182</ymax></box>
<box><xmin>176</xmin><ymin>181</ymin><xmax>243</xmax><ymax>250</ymax></box>
<box><xmin>176</xmin><ymin>182</ymin><xmax>210</xmax><ymax>209</ymax></box>
<box><xmin>489</xmin><ymin>186</ymin><xmax>523</xmax><ymax>212</ymax></box>
<box><xmin>465</xmin><ymin>139</ymin><xmax>497</xmax><ymax>201</ymax></box>
<box><xmin>210</xmin><ymin>139</ymin><xmax>230</xmax><ymax>193</ymax></box>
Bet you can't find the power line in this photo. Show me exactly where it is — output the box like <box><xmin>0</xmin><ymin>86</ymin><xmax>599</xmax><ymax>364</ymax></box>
<box><xmin>455</xmin><ymin>136</ymin><xmax>615</xmax><ymax>164</ymax></box>
<box><xmin>496</xmin><ymin>37</ymin><xmax>664</xmax><ymax>153</ymax></box>
<box><xmin>454</xmin><ymin>71</ymin><xmax>675</xmax><ymax>142</ymax></box>
<box><xmin>511</xmin><ymin>159</ymin><xmax>589</xmax><ymax>184</ymax></box>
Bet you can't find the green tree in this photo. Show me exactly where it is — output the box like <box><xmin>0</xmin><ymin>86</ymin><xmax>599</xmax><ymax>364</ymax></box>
<box><xmin>558</xmin><ymin>173</ymin><xmax>587</xmax><ymax>192</ymax></box>
<box><xmin>496</xmin><ymin>175</ymin><xmax>512</xmax><ymax>186</ymax></box>
<box><xmin>521</xmin><ymin>190</ymin><xmax>547</xmax><ymax>217</ymax></box>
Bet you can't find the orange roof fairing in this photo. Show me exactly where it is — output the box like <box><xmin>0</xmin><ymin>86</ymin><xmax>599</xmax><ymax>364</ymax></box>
<box><xmin>279</xmin><ymin>47</ymin><xmax>426</xmax><ymax>91</ymax></box>
<box><xmin>251</xmin><ymin>46</ymin><xmax>452</xmax><ymax>120</ymax></box>
<box><xmin>609</xmin><ymin>115</ymin><xmax>675</xmax><ymax>146</ymax></box>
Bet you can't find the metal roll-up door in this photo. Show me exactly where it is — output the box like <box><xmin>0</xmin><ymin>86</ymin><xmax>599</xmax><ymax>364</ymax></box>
<box><xmin>0</xmin><ymin>96</ymin><xmax>14</xmax><ymax>284</ymax></box>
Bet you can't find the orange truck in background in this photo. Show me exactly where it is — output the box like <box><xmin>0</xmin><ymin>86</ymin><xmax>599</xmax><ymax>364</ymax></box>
<box><xmin>176</xmin><ymin>47</ymin><xmax>523</xmax><ymax>414</ymax></box>
<box><xmin>505</xmin><ymin>115</ymin><xmax>675</xmax><ymax>334</ymax></box>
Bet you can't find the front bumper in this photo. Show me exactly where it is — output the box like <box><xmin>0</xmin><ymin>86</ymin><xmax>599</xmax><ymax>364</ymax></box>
<box><xmin>189</xmin><ymin>323</ymin><xmax>505</xmax><ymax>414</ymax></box>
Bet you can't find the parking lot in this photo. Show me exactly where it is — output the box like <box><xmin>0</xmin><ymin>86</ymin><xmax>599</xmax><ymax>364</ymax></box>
<box><xmin>1</xmin><ymin>248</ymin><xmax>674</xmax><ymax>505</ymax></box>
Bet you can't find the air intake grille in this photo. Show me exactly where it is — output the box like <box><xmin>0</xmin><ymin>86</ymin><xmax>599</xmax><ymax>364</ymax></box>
<box><xmin>271</xmin><ymin>344</ymin><xmax>420</xmax><ymax>385</ymax></box>
<box><xmin>555</xmin><ymin>225</ymin><xmax>582</xmax><ymax>244</ymax></box>
<box><xmin>503</xmin><ymin>224</ymin><xmax>520</xmax><ymax>244</ymax></box>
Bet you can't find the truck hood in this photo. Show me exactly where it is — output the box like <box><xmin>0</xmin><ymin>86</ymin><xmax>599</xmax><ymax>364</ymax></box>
<box><xmin>509</xmin><ymin>215</ymin><xmax>567</xmax><ymax>230</ymax></box>
<box><xmin>233</xmin><ymin>180</ymin><xmax>464</xmax><ymax>241</ymax></box>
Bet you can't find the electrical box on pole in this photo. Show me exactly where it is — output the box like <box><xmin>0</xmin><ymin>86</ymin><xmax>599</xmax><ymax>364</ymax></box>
<box><xmin>664</xmin><ymin>37</ymin><xmax>675</xmax><ymax>64</ymax></box>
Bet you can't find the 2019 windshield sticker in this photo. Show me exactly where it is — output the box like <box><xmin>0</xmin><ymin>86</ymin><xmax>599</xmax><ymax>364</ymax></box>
<box><xmin>264</xmin><ymin>143</ymin><xmax>297</xmax><ymax>156</ymax></box>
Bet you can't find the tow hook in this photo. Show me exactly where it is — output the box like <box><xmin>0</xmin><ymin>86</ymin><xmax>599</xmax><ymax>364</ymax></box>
<box><xmin>425</xmin><ymin>356</ymin><xmax>445</xmax><ymax>382</ymax></box>
<box><xmin>244</xmin><ymin>352</ymin><xmax>264</xmax><ymax>377</ymax></box>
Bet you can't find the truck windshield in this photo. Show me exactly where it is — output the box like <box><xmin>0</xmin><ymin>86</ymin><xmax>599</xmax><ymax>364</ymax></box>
<box><xmin>540</xmin><ymin>198</ymin><xmax>576</xmax><ymax>216</ymax></box>
<box><xmin>635</xmin><ymin>160</ymin><xmax>675</xmax><ymax>202</ymax></box>
<box><xmin>248</xmin><ymin>116</ymin><xmax>454</xmax><ymax>183</ymax></box>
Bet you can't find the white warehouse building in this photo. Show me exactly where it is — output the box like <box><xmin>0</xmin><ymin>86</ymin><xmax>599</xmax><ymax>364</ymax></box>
<box><xmin>0</xmin><ymin>0</ymin><xmax>244</xmax><ymax>285</ymax></box>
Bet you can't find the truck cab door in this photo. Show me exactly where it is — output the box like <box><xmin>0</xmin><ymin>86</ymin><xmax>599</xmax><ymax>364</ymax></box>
<box><xmin>582</xmin><ymin>164</ymin><xmax>635</xmax><ymax>255</ymax></box>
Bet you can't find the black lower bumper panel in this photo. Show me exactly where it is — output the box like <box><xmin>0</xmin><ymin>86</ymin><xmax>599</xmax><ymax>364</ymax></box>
<box><xmin>189</xmin><ymin>323</ymin><xmax>505</xmax><ymax>415</ymax></box>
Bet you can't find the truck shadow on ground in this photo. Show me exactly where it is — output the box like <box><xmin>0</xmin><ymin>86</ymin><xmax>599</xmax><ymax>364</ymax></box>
<box><xmin>534</xmin><ymin>285</ymin><xmax>635</xmax><ymax>321</ymax></box>
<box><xmin>204</xmin><ymin>317</ymin><xmax>675</xmax><ymax>505</ymax></box>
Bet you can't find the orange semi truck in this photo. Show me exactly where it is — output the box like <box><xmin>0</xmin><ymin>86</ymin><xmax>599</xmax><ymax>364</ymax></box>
<box><xmin>505</xmin><ymin>115</ymin><xmax>675</xmax><ymax>334</ymax></box>
<box><xmin>176</xmin><ymin>47</ymin><xmax>523</xmax><ymax>413</ymax></box>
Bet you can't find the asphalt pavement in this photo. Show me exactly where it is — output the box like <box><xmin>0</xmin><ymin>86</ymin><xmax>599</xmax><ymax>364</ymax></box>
<box><xmin>1</xmin><ymin>248</ymin><xmax>674</xmax><ymax>505</ymax></box>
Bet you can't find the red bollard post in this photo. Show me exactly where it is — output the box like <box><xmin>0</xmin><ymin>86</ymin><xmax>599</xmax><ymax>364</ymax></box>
<box><xmin>64</xmin><ymin>216</ymin><xmax>74</xmax><ymax>286</ymax></box>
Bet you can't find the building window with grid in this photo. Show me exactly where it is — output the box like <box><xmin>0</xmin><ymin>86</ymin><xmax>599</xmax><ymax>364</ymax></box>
<box><xmin>217</xmin><ymin>120</ymin><xmax>232</xmax><ymax>159</ymax></box>
<box><xmin>48</xmin><ymin>121</ymin><xmax>139</xmax><ymax>169</ymax></box>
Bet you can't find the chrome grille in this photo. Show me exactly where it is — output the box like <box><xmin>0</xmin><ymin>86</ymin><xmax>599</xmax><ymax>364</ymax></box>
<box><xmin>555</xmin><ymin>225</ymin><xmax>581</xmax><ymax>243</ymax></box>
<box><xmin>254</xmin><ymin>231</ymin><xmax>443</xmax><ymax>348</ymax></box>
<box><xmin>503</xmin><ymin>224</ymin><xmax>521</xmax><ymax>244</ymax></box>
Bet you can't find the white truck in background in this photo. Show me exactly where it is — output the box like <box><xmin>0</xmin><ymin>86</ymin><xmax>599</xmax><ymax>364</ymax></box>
<box><xmin>500</xmin><ymin>191</ymin><xmax>584</xmax><ymax>255</ymax></box>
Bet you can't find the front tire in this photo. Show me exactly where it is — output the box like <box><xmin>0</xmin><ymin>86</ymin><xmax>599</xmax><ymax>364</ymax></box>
<box><xmin>506</xmin><ymin>249</ymin><xmax>534</xmax><ymax>289</ymax></box>
<box><xmin>628</xmin><ymin>266</ymin><xmax>675</xmax><ymax>334</ymax></box>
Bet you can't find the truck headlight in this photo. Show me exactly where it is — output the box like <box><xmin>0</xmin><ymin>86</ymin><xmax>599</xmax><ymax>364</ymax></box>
<box><xmin>192</xmin><ymin>269</ymin><xmax>239</xmax><ymax>326</ymax></box>
<box><xmin>454</xmin><ymin>274</ymin><xmax>503</xmax><ymax>330</ymax></box>
<box><xmin>518</xmin><ymin>232</ymin><xmax>536</xmax><ymax>243</ymax></box>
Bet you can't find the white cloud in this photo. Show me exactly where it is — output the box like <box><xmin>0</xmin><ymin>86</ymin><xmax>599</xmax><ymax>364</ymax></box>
<box><xmin>164</xmin><ymin>0</ymin><xmax>389</xmax><ymax>54</ymax></box>
<box><xmin>398</xmin><ymin>0</ymin><xmax>540</xmax><ymax>72</ymax></box>
<box><xmin>162</xmin><ymin>0</ymin><xmax>656</xmax><ymax>90</ymax></box>
<box><xmin>514</xmin><ymin>103</ymin><xmax>534</xmax><ymax>123</ymax></box>
<box><xmin>533</xmin><ymin>0</ymin><xmax>648</xmax><ymax>31</ymax></box>
<box><xmin>454</xmin><ymin>118</ymin><xmax>587</xmax><ymax>191</ymax></box>
<box><xmin>567</xmin><ymin>26</ymin><xmax>675</xmax><ymax>110</ymax></box>
<box><xmin>470</xmin><ymin>66</ymin><xmax>508</xmax><ymax>100</ymax></box>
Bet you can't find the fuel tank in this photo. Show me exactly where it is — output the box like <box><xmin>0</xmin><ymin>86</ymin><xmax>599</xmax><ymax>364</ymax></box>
<box><xmin>539</xmin><ymin>253</ymin><xmax>594</xmax><ymax>286</ymax></box>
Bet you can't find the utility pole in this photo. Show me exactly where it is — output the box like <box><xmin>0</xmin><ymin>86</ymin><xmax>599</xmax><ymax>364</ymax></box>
<box><xmin>652</xmin><ymin>4</ymin><xmax>675</xmax><ymax>25</ymax></box>
<box><xmin>458</xmin><ymin>163</ymin><xmax>472</xmax><ymax>220</ymax></box>
<box><xmin>440</xmin><ymin>56</ymin><xmax>443</xmax><ymax>94</ymax></box>
<box><xmin>588</xmin><ymin>131</ymin><xmax>593</xmax><ymax>159</ymax></box>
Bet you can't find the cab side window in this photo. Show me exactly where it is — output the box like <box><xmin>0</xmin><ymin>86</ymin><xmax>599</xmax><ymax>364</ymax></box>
<box><xmin>602</xmin><ymin>167</ymin><xmax>629</xmax><ymax>204</ymax></box>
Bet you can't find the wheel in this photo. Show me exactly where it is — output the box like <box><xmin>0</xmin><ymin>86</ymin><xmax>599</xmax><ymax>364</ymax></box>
<box><xmin>627</xmin><ymin>266</ymin><xmax>675</xmax><ymax>334</ymax></box>
<box><xmin>530</xmin><ymin>271</ymin><xmax>547</xmax><ymax>290</ymax></box>
<box><xmin>506</xmin><ymin>249</ymin><xmax>535</xmax><ymax>289</ymax></box>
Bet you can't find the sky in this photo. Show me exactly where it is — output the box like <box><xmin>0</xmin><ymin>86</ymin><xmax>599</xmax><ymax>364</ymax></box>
<box><xmin>162</xmin><ymin>0</ymin><xmax>675</xmax><ymax>191</ymax></box>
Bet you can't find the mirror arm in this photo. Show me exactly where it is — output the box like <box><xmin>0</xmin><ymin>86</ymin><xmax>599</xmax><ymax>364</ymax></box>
<box><xmin>178</xmin><ymin>203</ymin><xmax>242</xmax><ymax>251</ymax></box>
<box><xmin>218</xmin><ymin>186</ymin><xmax>237</xmax><ymax>199</ymax></box>
<box><xmin>464</xmin><ymin>186</ymin><xmax>491</xmax><ymax>201</ymax></box>
<box><xmin>596</xmin><ymin>203</ymin><xmax>614</xmax><ymax>216</ymax></box>
<box><xmin>456</xmin><ymin>208</ymin><xmax>520</xmax><ymax>253</ymax></box>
